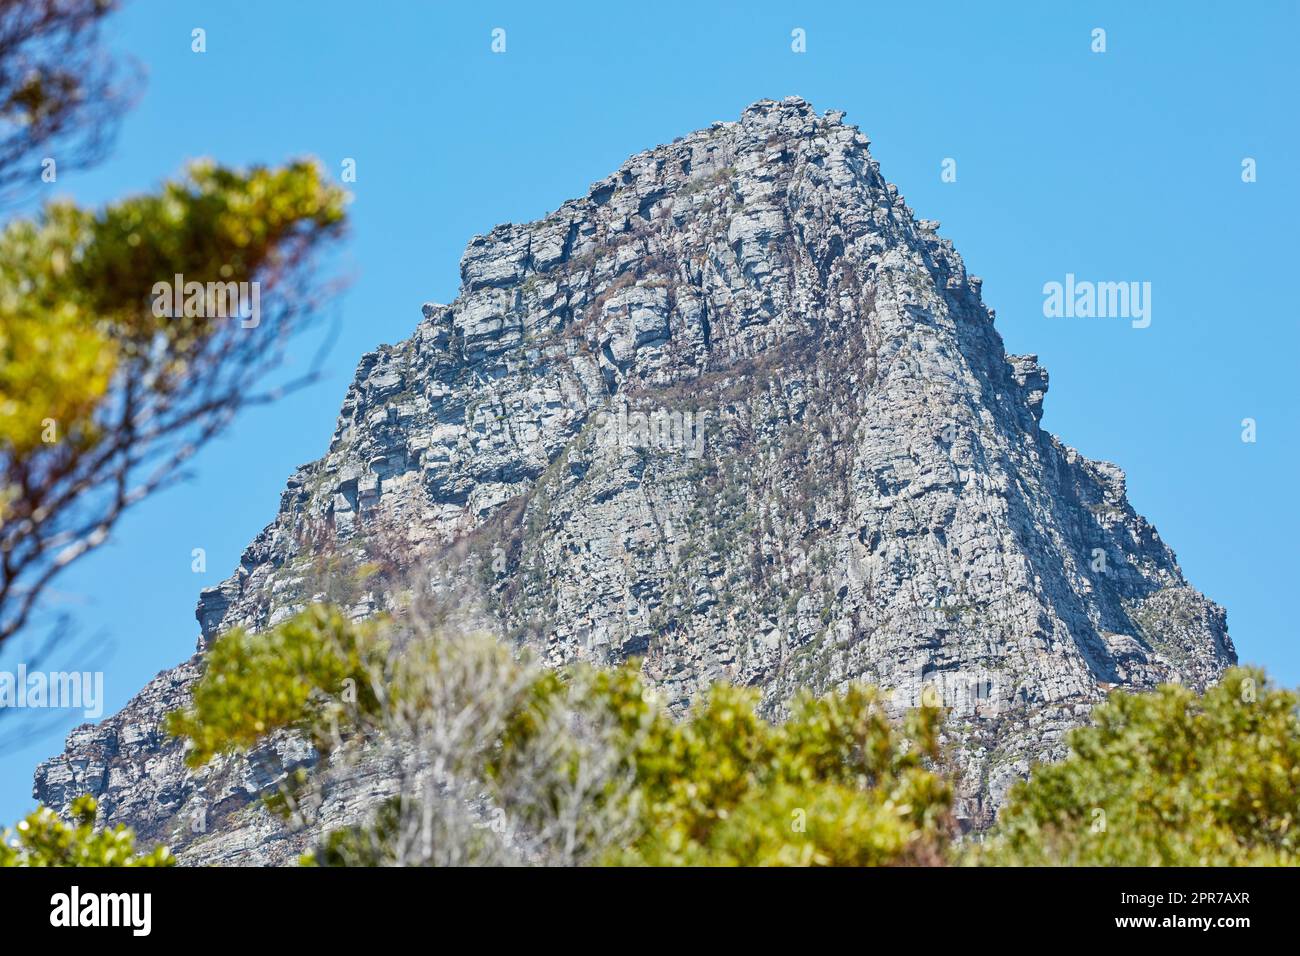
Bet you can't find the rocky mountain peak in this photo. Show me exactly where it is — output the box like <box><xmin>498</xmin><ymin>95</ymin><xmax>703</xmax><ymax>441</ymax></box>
<box><xmin>34</xmin><ymin>98</ymin><xmax>1234</xmax><ymax>862</ymax></box>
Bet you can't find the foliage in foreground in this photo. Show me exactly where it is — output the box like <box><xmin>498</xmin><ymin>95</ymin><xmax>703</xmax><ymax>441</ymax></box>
<box><xmin>0</xmin><ymin>796</ymin><xmax>172</xmax><ymax>867</ymax></box>
<box><xmin>162</xmin><ymin>605</ymin><xmax>386</xmax><ymax>767</ymax></box>
<box><xmin>0</xmin><ymin>160</ymin><xmax>346</xmax><ymax>649</ymax></box>
<box><xmin>167</xmin><ymin>605</ymin><xmax>953</xmax><ymax>866</ymax></box>
<box><xmin>975</xmin><ymin>667</ymin><xmax>1300</xmax><ymax>866</ymax></box>
<box><xmin>23</xmin><ymin>603</ymin><xmax>1296</xmax><ymax>868</ymax></box>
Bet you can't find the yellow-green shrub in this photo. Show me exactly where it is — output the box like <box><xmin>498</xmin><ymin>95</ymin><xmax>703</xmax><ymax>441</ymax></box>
<box><xmin>977</xmin><ymin>668</ymin><xmax>1299</xmax><ymax>866</ymax></box>
<box><xmin>0</xmin><ymin>796</ymin><xmax>172</xmax><ymax>867</ymax></box>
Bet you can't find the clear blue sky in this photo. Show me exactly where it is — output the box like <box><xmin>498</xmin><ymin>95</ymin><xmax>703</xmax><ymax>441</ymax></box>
<box><xmin>2</xmin><ymin>0</ymin><xmax>1296</xmax><ymax>824</ymax></box>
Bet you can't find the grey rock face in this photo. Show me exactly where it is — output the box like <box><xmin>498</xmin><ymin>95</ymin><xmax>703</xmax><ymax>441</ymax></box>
<box><xmin>34</xmin><ymin>97</ymin><xmax>1234</xmax><ymax>861</ymax></box>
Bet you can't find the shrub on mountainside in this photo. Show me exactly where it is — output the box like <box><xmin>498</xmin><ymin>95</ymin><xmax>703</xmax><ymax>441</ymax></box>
<box><xmin>166</xmin><ymin>604</ymin><xmax>955</xmax><ymax>866</ymax></box>
<box><xmin>25</xmin><ymin>604</ymin><xmax>1292</xmax><ymax>869</ymax></box>
<box><xmin>599</xmin><ymin>682</ymin><xmax>952</xmax><ymax>866</ymax></box>
<box><xmin>0</xmin><ymin>796</ymin><xmax>172</xmax><ymax>867</ymax></box>
<box><xmin>976</xmin><ymin>667</ymin><xmax>1300</xmax><ymax>866</ymax></box>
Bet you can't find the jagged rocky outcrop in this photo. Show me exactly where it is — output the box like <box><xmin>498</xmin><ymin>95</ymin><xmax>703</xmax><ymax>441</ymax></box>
<box><xmin>34</xmin><ymin>98</ymin><xmax>1235</xmax><ymax>863</ymax></box>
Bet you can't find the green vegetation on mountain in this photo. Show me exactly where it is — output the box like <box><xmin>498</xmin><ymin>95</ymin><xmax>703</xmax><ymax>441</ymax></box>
<box><xmin>0</xmin><ymin>796</ymin><xmax>172</xmax><ymax>867</ymax></box>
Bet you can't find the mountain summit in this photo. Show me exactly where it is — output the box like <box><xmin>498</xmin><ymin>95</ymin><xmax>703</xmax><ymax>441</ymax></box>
<box><xmin>35</xmin><ymin>98</ymin><xmax>1234</xmax><ymax>862</ymax></box>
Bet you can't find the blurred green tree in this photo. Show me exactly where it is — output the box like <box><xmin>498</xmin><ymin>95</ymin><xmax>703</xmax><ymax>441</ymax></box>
<box><xmin>0</xmin><ymin>1</ymin><xmax>348</xmax><ymax>655</ymax></box>
<box><xmin>0</xmin><ymin>0</ymin><xmax>136</xmax><ymax>204</ymax></box>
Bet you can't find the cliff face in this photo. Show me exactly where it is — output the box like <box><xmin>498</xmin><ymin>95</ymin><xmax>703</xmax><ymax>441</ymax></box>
<box><xmin>34</xmin><ymin>98</ymin><xmax>1235</xmax><ymax>863</ymax></box>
